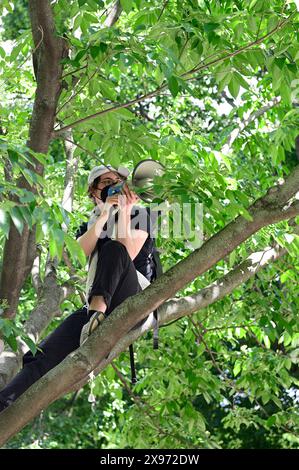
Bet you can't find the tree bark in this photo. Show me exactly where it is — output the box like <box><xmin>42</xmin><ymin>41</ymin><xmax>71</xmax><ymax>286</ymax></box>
<box><xmin>0</xmin><ymin>0</ymin><xmax>68</xmax><ymax>318</ymax></box>
<box><xmin>0</xmin><ymin>0</ymin><xmax>123</xmax><ymax>390</ymax></box>
<box><xmin>71</xmin><ymin>221</ymin><xmax>299</xmax><ymax>393</ymax></box>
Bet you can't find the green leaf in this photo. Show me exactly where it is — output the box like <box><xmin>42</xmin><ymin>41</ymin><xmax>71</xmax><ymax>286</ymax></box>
<box><xmin>233</xmin><ymin>361</ymin><xmax>242</xmax><ymax>376</ymax></box>
<box><xmin>10</xmin><ymin>206</ymin><xmax>24</xmax><ymax>235</ymax></box>
<box><xmin>106</xmin><ymin>364</ymin><xmax>115</xmax><ymax>381</ymax></box>
<box><xmin>228</xmin><ymin>75</ymin><xmax>240</xmax><ymax>99</ymax></box>
<box><xmin>272</xmin><ymin>396</ymin><xmax>282</xmax><ymax>409</ymax></box>
<box><xmin>23</xmin><ymin>336</ymin><xmax>37</xmax><ymax>356</ymax></box>
<box><xmin>98</xmin><ymin>78</ymin><xmax>117</xmax><ymax>100</ymax></box>
<box><xmin>191</xmin><ymin>38</ymin><xmax>200</xmax><ymax>50</ymax></box>
<box><xmin>218</xmin><ymin>71</ymin><xmax>232</xmax><ymax>92</ymax></box>
<box><xmin>0</xmin><ymin>318</ymin><xmax>13</xmax><ymax>337</ymax></box>
<box><xmin>279</xmin><ymin>81</ymin><xmax>291</xmax><ymax>105</ymax></box>
<box><xmin>99</xmin><ymin>42</ymin><xmax>108</xmax><ymax>53</ymax></box>
<box><xmin>19</xmin><ymin>190</ymin><xmax>36</xmax><ymax>204</ymax></box>
<box><xmin>49</xmin><ymin>234</ymin><xmax>57</xmax><ymax>260</ymax></box>
<box><xmin>263</xmin><ymin>335</ymin><xmax>271</xmax><ymax>349</ymax></box>
<box><xmin>203</xmin><ymin>23</ymin><xmax>219</xmax><ymax>33</ymax></box>
<box><xmin>239</xmin><ymin>207</ymin><xmax>253</xmax><ymax>222</ymax></box>
<box><xmin>7</xmin><ymin>148</ymin><xmax>18</xmax><ymax>164</ymax></box>
<box><xmin>6</xmin><ymin>335</ymin><xmax>18</xmax><ymax>352</ymax></box>
<box><xmin>167</xmin><ymin>75</ymin><xmax>180</xmax><ymax>98</ymax></box>
<box><xmin>19</xmin><ymin>206</ymin><xmax>33</xmax><ymax>229</ymax></box>
<box><xmin>120</xmin><ymin>0</ymin><xmax>133</xmax><ymax>13</ymax></box>
<box><xmin>272</xmin><ymin>65</ymin><xmax>283</xmax><ymax>91</ymax></box>
<box><xmin>113</xmin><ymin>108</ymin><xmax>135</xmax><ymax>120</ymax></box>
<box><xmin>229</xmin><ymin>250</ymin><xmax>236</xmax><ymax>267</ymax></box>
<box><xmin>65</xmin><ymin>234</ymin><xmax>86</xmax><ymax>267</ymax></box>
<box><xmin>50</xmin><ymin>227</ymin><xmax>65</xmax><ymax>261</ymax></box>
<box><xmin>35</xmin><ymin>223</ymin><xmax>44</xmax><ymax>243</ymax></box>
<box><xmin>234</xmin><ymin>71</ymin><xmax>250</xmax><ymax>90</ymax></box>
<box><xmin>0</xmin><ymin>209</ymin><xmax>10</xmax><ymax>238</ymax></box>
<box><xmin>266</xmin><ymin>415</ymin><xmax>277</xmax><ymax>427</ymax></box>
<box><xmin>261</xmin><ymin>392</ymin><xmax>271</xmax><ymax>405</ymax></box>
<box><xmin>90</xmin><ymin>45</ymin><xmax>101</xmax><ymax>59</ymax></box>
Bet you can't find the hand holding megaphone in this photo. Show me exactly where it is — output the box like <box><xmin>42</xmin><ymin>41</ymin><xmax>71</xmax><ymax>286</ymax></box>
<box><xmin>113</xmin><ymin>159</ymin><xmax>165</xmax><ymax>203</ymax></box>
<box><xmin>99</xmin><ymin>159</ymin><xmax>166</xmax><ymax>207</ymax></box>
<box><xmin>101</xmin><ymin>181</ymin><xmax>140</xmax><ymax>214</ymax></box>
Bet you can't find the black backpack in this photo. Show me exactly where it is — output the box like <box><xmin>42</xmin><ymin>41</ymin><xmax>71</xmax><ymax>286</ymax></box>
<box><xmin>129</xmin><ymin>207</ymin><xmax>163</xmax><ymax>384</ymax></box>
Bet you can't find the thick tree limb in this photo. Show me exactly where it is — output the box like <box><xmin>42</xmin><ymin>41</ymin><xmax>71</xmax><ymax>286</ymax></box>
<box><xmin>104</xmin><ymin>0</ymin><xmax>122</xmax><ymax>26</ymax></box>
<box><xmin>71</xmin><ymin>222</ymin><xmax>299</xmax><ymax>393</ymax></box>
<box><xmin>0</xmin><ymin>166</ymin><xmax>298</xmax><ymax>445</ymax></box>
<box><xmin>59</xmin><ymin>128</ymin><xmax>79</xmax><ymax>225</ymax></box>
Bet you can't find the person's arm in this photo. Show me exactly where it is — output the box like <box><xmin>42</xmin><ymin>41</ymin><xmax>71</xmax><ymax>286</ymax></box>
<box><xmin>77</xmin><ymin>213</ymin><xmax>108</xmax><ymax>258</ymax></box>
<box><xmin>116</xmin><ymin>208</ymin><xmax>148</xmax><ymax>260</ymax></box>
<box><xmin>77</xmin><ymin>197</ymin><xmax>118</xmax><ymax>257</ymax></box>
<box><xmin>115</xmin><ymin>184</ymin><xmax>149</xmax><ymax>260</ymax></box>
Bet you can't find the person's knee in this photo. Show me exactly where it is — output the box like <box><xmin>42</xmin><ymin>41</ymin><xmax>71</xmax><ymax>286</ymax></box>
<box><xmin>22</xmin><ymin>348</ymin><xmax>44</xmax><ymax>367</ymax></box>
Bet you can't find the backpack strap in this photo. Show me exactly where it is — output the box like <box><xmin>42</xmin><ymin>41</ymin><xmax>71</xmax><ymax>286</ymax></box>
<box><xmin>153</xmin><ymin>309</ymin><xmax>159</xmax><ymax>349</ymax></box>
<box><xmin>129</xmin><ymin>344</ymin><xmax>137</xmax><ymax>385</ymax></box>
<box><xmin>152</xmin><ymin>246</ymin><xmax>163</xmax><ymax>350</ymax></box>
<box><xmin>152</xmin><ymin>246</ymin><xmax>163</xmax><ymax>278</ymax></box>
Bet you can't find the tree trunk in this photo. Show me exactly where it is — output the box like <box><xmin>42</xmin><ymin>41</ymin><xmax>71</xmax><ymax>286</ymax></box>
<box><xmin>0</xmin><ymin>0</ymin><xmax>68</xmax><ymax>318</ymax></box>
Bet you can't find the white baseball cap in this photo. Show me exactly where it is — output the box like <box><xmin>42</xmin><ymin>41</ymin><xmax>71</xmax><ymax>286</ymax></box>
<box><xmin>87</xmin><ymin>165</ymin><xmax>130</xmax><ymax>187</ymax></box>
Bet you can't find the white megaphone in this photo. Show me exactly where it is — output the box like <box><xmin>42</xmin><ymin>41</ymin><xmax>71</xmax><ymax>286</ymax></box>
<box><xmin>131</xmin><ymin>159</ymin><xmax>165</xmax><ymax>203</ymax></box>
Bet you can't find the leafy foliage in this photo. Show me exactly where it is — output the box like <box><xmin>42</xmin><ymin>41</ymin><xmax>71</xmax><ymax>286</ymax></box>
<box><xmin>0</xmin><ymin>0</ymin><xmax>299</xmax><ymax>449</ymax></box>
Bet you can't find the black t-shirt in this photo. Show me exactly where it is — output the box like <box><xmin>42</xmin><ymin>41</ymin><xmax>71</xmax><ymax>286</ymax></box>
<box><xmin>75</xmin><ymin>205</ymin><xmax>156</xmax><ymax>281</ymax></box>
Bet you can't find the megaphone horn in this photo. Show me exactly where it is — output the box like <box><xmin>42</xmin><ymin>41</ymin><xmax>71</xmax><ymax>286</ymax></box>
<box><xmin>131</xmin><ymin>159</ymin><xmax>165</xmax><ymax>203</ymax></box>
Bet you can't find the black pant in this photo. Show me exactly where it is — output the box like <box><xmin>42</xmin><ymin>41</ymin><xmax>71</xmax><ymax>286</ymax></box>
<box><xmin>0</xmin><ymin>240</ymin><xmax>142</xmax><ymax>412</ymax></box>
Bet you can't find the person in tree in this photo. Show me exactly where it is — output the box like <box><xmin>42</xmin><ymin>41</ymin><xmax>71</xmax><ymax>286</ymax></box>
<box><xmin>0</xmin><ymin>165</ymin><xmax>156</xmax><ymax>413</ymax></box>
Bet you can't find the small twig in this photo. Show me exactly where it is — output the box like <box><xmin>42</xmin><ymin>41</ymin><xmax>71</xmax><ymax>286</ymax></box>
<box><xmin>111</xmin><ymin>362</ymin><xmax>196</xmax><ymax>447</ymax></box>
<box><xmin>61</xmin><ymin>63</ymin><xmax>88</xmax><ymax>80</ymax></box>
<box><xmin>56</xmin><ymin>53</ymin><xmax>112</xmax><ymax>115</ymax></box>
<box><xmin>157</xmin><ymin>0</ymin><xmax>169</xmax><ymax>21</ymax></box>
<box><xmin>0</xmin><ymin>26</ymin><xmax>44</xmax><ymax>90</ymax></box>
<box><xmin>53</xmin><ymin>12</ymin><xmax>294</xmax><ymax>137</ymax></box>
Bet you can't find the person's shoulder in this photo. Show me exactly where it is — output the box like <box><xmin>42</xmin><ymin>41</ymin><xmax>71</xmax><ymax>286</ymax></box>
<box><xmin>130</xmin><ymin>204</ymin><xmax>151</xmax><ymax>223</ymax></box>
<box><xmin>130</xmin><ymin>204</ymin><xmax>157</xmax><ymax>238</ymax></box>
<box><xmin>131</xmin><ymin>205</ymin><xmax>161</xmax><ymax>225</ymax></box>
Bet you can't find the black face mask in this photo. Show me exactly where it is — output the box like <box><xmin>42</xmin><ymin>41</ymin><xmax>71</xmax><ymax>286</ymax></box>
<box><xmin>99</xmin><ymin>183</ymin><xmax>121</xmax><ymax>231</ymax></box>
<box><xmin>100</xmin><ymin>181</ymin><xmax>124</xmax><ymax>202</ymax></box>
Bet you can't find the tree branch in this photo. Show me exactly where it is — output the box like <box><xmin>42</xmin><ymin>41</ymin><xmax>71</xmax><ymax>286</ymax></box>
<box><xmin>53</xmin><ymin>12</ymin><xmax>294</xmax><ymax>137</ymax></box>
<box><xmin>0</xmin><ymin>166</ymin><xmax>298</xmax><ymax>444</ymax></box>
<box><xmin>70</xmin><ymin>221</ymin><xmax>299</xmax><ymax>393</ymax></box>
<box><xmin>221</xmin><ymin>97</ymin><xmax>281</xmax><ymax>154</ymax></box>
<box><xmin>104</xmin><ymin>0</ymin><xmax>122</xmax><ymax>27</ymax></box>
